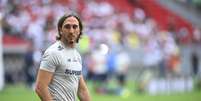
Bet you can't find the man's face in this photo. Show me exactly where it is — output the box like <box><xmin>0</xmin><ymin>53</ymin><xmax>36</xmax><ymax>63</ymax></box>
<box><xmin>61</xmin><ymin>16</ymin><xmax>80</xmax><ymax>45</ymax></box>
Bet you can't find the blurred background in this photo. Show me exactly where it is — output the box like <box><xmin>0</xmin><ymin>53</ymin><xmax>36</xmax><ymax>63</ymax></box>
<box><xmin>0</xmin><ymin>0</ymin><xmax>201</xmax><ymax>101</ymax></box>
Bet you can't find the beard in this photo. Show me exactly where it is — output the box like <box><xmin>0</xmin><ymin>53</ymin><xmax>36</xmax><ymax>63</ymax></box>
<box><xmin>63</xmin><ymin>36</ymin><xmax>77</xmax><ymax>47</ymax></box>
<box><xmin>68</xmin><ymin>36</ymin><xmax>76</xmax><ymax>43</ymax></box>
<box><xmin>69</xmin><ymin>40</ymin><xmax>75</xmax><ymax>44</ymax></box>
<box><xmin>61</xmin><ymin>32</ymin><xmax>80</xmax><ymax>47</ymax></box>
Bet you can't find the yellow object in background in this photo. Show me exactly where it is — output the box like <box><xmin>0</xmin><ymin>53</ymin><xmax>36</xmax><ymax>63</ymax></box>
<box><xmin>127</xmin><ymin>33</ymin><xmax>140</xmax><ymax>48</ymax></box>
<box><xmin>78</xmin><ymin>34</ymin><xmax>90</xmax><ymax>54</ymax></box>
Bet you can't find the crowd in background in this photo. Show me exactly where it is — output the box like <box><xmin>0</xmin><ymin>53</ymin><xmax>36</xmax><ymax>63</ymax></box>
<box><xmin>176</xmin><ymin>0</ymin><xmax>201</xmax><ymax>10</ymax></box>
<box><xmin>0</xmin><ymin>0</ymin><xmax>201</xmax><ymax>95</ymax></box>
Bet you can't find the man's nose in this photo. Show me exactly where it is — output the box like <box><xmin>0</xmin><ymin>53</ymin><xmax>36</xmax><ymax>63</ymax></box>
<box><xmin>69</xmin><ymin>27</ymin><xmax>74</xmax><ymax>33</ymax></box>
<box><xmin>68</xmin><ymin>30</ymin><xmax>76</xmax><ymax>37</ymax></box>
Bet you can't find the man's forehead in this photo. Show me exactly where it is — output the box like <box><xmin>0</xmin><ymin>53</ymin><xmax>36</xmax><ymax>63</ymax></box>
<box><xmin>64</xmin><ymin>16</ymin><xmax>79</xmax><ymax>24</ymax></box>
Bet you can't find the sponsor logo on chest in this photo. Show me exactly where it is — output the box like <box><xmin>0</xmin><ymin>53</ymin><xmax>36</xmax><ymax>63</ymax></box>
<box><xmin>67</xmin><ymin>58</ymin><xmax>78</xmax><ymax>62</ymax></box>
<box><xmin>65</xmin><ymin>69</ymin><xmax>81</xmax><ymax>76</ymax></box>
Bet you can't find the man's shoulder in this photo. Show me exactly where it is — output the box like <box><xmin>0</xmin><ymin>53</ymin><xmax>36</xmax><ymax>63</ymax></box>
<box><xmin>45</xmin><ymin>41</ymin><xmax>64</xmax><ymax>54</ymax></box>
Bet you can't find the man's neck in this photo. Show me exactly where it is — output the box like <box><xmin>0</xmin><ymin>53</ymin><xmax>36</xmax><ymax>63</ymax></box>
<box><xmin>60</xmin><ymin>39</ymin><xmax>75</xmax><ymax>48</ymax></box>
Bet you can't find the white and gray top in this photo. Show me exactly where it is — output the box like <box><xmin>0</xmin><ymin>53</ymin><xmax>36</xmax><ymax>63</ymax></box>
<box><xmin>40</xmin><ymin>41</ymin><xmax>82</xmax><ymax>101</ymax></box>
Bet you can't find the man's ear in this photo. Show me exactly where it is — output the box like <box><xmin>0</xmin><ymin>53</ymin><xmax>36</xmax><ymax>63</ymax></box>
<box><xmin>60</xmin><ymin>30</ymin><xmax>63</xmax><ymax>35</ymax></box>
<box><xmin>59</xmin><ymin>28</ymin><xmax>62</xmax><ymax>34</ymax></box>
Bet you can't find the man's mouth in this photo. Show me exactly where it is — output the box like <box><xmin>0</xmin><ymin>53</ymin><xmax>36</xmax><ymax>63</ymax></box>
<box><xmin>68</xmin><ymin>37</ymin><xmax>76</xmax><ymax>43</ymax></box>
<box><xmin>69</xmin><ymin>40</ymin><xmax>74</xmax><ymax>44</ymax></box>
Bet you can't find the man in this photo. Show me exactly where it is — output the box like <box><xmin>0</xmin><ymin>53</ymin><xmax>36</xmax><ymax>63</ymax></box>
<box><xmin>35</xmin><ymin>14</ymin><xmax>91</xmax><ymax>101</ymax></box>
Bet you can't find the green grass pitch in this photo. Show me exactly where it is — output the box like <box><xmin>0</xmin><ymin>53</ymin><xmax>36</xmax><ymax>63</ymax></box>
<box><xmin>0</xmin><ymin>83</ymin><xmax>201</xmax><ymax>101</ymax></box>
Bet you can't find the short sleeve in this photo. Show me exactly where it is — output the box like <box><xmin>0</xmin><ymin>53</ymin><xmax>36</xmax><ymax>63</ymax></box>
<box><xmin>78</xmin><ymin>53</ymin><xmax>82</xmax><ymax>65</ymax></box>
<box><xmin>40</xmin><ymin>50</ymin><xmax>59</xmax><ymax>72</ymax></box>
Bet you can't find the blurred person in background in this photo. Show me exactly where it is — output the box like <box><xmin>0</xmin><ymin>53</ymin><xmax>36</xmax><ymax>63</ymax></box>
<box><xmin>0</xmin><ymin>12</ymin><xmax>4</xmax><ymax>90</ymax></box>
<box><xmin>23</xmin><ymin>40</ymin><xmax>35</xmax><ymax>88</ymax></box>
<box><xmin>114</xmin><ymin>47</ymin><xmax>130</xmax><ymax>96</ymax></box>
<box><xmin>35</xmin><ymin>14</ymin><xmax>91</xmax><ymax>101</ymax></box>
<box><xmin>191</xmin><ymin>26</ymin><xmax>201</xmax><ymax>77</ymax></box>
<box><xmin>89</xmin><ymin>43</ymin><xmax>108</xmax><ymax>94</ymax></box>
<box><xmin>192</xmin><ymin>26</ymin><xmax>201</xmax><ymax>90</ymax></box>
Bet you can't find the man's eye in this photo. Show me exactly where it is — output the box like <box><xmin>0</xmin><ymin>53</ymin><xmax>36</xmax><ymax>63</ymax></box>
<box><xmin>72</xmin><ymin>25</ymin><xmax>78</xmax><ymax>29</ymax></box>
<box><xmin>64</xmin><ymin>24</ymin><xmax>78</xmax><ymax>29</ymax></box>
<box><xmin>64</xmin><ymin>24</ymin><xmax>71</xmax><ymax>29</ymax></box>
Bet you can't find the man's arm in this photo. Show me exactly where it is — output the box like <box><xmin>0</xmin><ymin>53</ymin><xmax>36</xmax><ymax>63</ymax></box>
<box><xmin>35</xmin><ymin>69</ymin><xmax>54</xmax><ymax>101</ymax></box>
<box><xmin>77</xmin><ymin>75</ymin><xmax>91</xmax><ymax>101</ymax></box>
